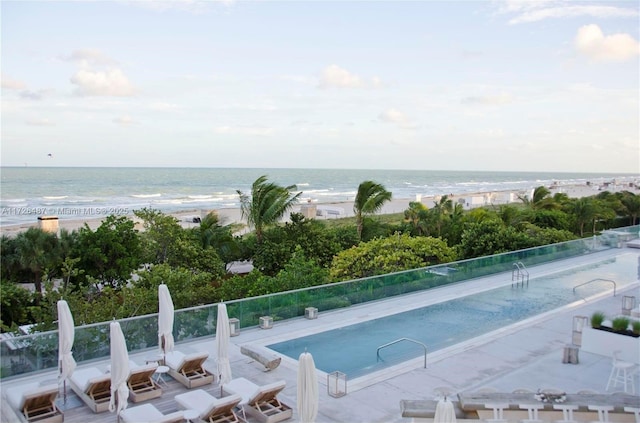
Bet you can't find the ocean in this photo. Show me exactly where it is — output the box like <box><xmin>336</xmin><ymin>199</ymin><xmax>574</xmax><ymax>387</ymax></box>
<box><xmin>1</xmin><ymin>167</ymin><xmax>637</xmax><ymax>228</ymax></box>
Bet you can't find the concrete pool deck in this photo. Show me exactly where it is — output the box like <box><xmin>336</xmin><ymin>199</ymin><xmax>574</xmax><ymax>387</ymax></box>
<box><xmin>1</xmin><ymin>248</ymin><xmax>639</xmax><ymax>422</ymax></box>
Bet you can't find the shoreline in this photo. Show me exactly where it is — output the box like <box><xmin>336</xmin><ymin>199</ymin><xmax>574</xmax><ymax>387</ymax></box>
<box><xmin>1</xmin><ymin>183</ymin><xmax>638</xmax><ymax>237</ymax></box>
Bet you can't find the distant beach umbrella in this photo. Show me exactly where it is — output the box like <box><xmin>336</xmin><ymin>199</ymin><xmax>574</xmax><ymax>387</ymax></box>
<box><xmin>297</xmin><ymin>351</ymin><xmax>319</xmax><ymax>423</ymax></box>
<box><xmin>57</xmin><ymin>300</ymin><xmax>76</xmax><ymax>402</ymax></box>
<box><xmin>109</xmin><ymin>321</ymin><xmax>130</xmax><ymax>416</ymax></box>
<box><xmin>215</xmin><ymin>302</ymin><xmax>232</xmax><ymax>386</ymax></box>
<box><xmin>158</xmin><ymin>284</ymin><xmax>175</xmax><ymax>359</ymax></box>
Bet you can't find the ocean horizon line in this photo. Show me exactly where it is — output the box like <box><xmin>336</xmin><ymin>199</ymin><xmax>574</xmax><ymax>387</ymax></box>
<box><xmin>1</xmin><ymin>165</ymin><xmax>638</xmax><ymax>176</ymax></box>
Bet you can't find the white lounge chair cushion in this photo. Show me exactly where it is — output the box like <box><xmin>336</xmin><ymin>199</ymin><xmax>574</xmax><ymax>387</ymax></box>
<box><xmin>164</xmin><ymin>351</ymin><xmax>186</xmax><ymax>370</ymax></box>
<box><xmin>6</xmin><ymin>382</ymin><xmax>57</xmax><ymax>411</ymax></box>
<box><xmin>164</xmin><ymin>350</ymin><xmax>209</xmax><ymax>371</ymax></box>
<box><xmin>175</xmin><ymin>389</ymin><xmax>241</xmax><ymax>419</ymax></box>
<box><xmin>120</xmin><ymin>403</ymin><xmax>184</xmax><ymax>423</ymax></box>
<box><xmin>70</xmin><ymin>367</ymin><xmax>107</xmax><ymax>392</ymax></box>
<box><xmin>129</xmin><ymin>363</ymin><xmax>158</xmax><ymax>375</ymax></box>
<box><xmin>223</xmin><ymin>377</ymin><xmax>286</xmax><ymax>406</ymax></box>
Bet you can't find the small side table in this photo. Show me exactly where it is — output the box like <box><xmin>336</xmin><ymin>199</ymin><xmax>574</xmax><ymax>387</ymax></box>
<box><xmin>154</xmin><ymin>365</ymin><xmax>170</xmax><ymax>386</ymax></box>
<box><xmin>183</xmin><ymin>409</ymin><xmax>199</xmax><ymax>423</ymax></box>
<box><xmin>145</xmin><ymin>353</ymin><xmax>164</xmax><ymax>365</ymax></box>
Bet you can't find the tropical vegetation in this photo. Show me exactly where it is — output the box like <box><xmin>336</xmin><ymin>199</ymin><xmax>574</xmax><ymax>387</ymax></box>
<box><xmin>1</xmin><ymin>175</ymin><xmax>639</xmax><ymax>334</ymax></box>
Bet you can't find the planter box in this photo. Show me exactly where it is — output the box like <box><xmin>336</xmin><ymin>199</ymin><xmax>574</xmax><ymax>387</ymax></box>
<box><xmin>581</xmin><ymin>326</ymin><xmax>640</xmax><ymax>364</ymax></box>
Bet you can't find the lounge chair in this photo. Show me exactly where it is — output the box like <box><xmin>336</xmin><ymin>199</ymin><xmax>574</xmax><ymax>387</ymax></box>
<box><xmin>164</xmin><ymin>350</ymin><xmax>214</xmax><ymax>389</ymax></box>
<box><xmin>128</xmin><ymin>363</ymin><xmax>163</xmax><ymax>403</ymax></box>
<box><xmin>222</xmin><ymin>377</ymin><xmax>292</xmax><ymax>423</ymax></box>
<box><xmin>6</xmin><ymin>382</ymin><xmax>63</xmax><ymax>423</ymax></box>
<box><xmin>120</xmin><ymin>403</ymin><xmax>184</xmax><ymax>423</ymax></box>
<box><xmin>69</xmin><ymin>367</ymin><xmax>111</xmax><ymax>413</ymax></box>
<box><xmin>175</xmin><ymin>389</ymin><xmax>242</xmax><ymax>423</ymax></box>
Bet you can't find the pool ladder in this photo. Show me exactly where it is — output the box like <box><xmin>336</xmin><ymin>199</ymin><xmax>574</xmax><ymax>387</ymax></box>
<box><xmin>376</xmin><ymin>337</ymin><xmax>427</xmax><ymax>368</ymax></box>
<box><xmin>512</xmin><ymin>262</ymin><xmax>529</xmax><ymax>287</ymax></box>
<box><xmin>573</xmin><ymin>278</ymin><xmax>617</xmax><ymax>297</ymax></box>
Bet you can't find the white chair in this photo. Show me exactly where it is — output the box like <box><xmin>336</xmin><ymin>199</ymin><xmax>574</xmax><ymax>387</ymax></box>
<box><xmin>588</xmin><ymin>405</ymin><xmax>613</xmax><ymax>422</ymax></box>
<box><xmin>484</xmin><ymin>403</ymin><xmax>509</xmax><ymax>423</ymax></box>
<box><xmin>553</xmin><ymin>404</ymin><xmax>579</xmax><ymax>423</ymax></box>
<box><xmin>624</xmin><ymin>407</ymin><xmax>640</xmax><ymax>423</ymax></box>
<box><xmin>605</xmin><ymin>350</ymin><xmax>637</xmax><ymax>394</ymax></box>
<box><xmin>519</xmin><ymin>403</ymin><xmax>544</xmax><ymax>423</ymax></box>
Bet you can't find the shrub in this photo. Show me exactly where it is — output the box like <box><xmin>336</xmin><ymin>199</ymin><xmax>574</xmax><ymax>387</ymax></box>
<box><xmin>590</xmin><ymin>311</ymin><xmax>605</xmax><ymax>328</ymax></box>
<box><xmin>611</xmin><ymin>316</ymin><xmax>631</xmax><ymax>332</ymax></box>
<box><xmin>632</xmin><ymin>320</ymin><xmax>640</xmax><ymax>335</ymax></box>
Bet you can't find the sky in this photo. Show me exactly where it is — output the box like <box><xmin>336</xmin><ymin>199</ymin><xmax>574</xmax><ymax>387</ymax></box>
<box><xmin>1</xmin><ymin>0</ymin><xmax>639</xmax><ymax>173</ymax></box>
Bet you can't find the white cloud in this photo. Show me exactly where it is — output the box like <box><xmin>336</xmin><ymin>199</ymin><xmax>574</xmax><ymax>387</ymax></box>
<box><xmin>575</xmin><ymin>24</ymin><xmax>640</xmax><ymax>62</ymax></box>
<box><xmin>70</xmin><ymin>68</ymin><xmax>135</xmax><ymax>97</ymax></box>
<box><xmin>2</xmin><ymin>75</ymin><xmax>26</xmax><ymax>90</ymax></box>
<box><xmin>378</xmin><ymin>108</ymin><xmax>408</xmax><ymax>124</ymax></box>
<box><xmin>496</xmin><ymin>1</ymin><xmax>638</xmax><ymax>24</ymax></box>
<box><xmin>317</xmin><ymin>65</ymin><xmax>383</xmax><ymax>89</ymax></box>
<box><xmin>25</xmin><ymin>118</ymin><xmax>55</xmax><ymax>126</ymax></box>
<box><xmin>62</xmin><ymin>49</ymin><xmax>118</xmax><ymax>67</ymax></box>
<box><xmin>461</xmin><ymin>93</ymin><xmax>513</xmax><ymax>105</ymax></box>
<box><xmin>149</xmin><ymin>102</ymin><xmax>182</xmax><ymax>111</ymax></box>
<box><xmin>214</xmin><ymin>125</ymin><xmax>274</xmax><ymax>136</ymax></box>
<box><xmin>318</xmin><ymin>64</ymin><xmax>362</xmax><ymax>89</ymax></box>
<box><xmin>113</xmin><ymin>116</ymin><xmax>137</xmax><ymax>125</ymax></box>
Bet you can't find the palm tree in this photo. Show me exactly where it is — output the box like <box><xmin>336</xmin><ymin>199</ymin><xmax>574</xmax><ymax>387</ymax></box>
<box><xmin>353</xmin><ymin>180</ymin><xmax>392</xmax><ymax>240</ymax></box>
<box><xmin>620</xmin><ymin>192</ymin><xmax>640</xmax><ymax>226</ymax></box>
<box><xmin>404</xmin><ymin>201</ymin><xmax>429</xmax><ymax>236</ymax></box>
<box><xmin>518</xmin><ymin>186</ymin><xmax>557</xmax><ymax>210</ymax></box>
<box><xmin>196</xmin><ymin>211</ymin><xmax>241</xmax><ymax>265</ymax></box>
<box><xmin>14</xmin><ymin>228</ymin><xmax>59</xmax><ymax>301</ymax></box>
<box><xmin>431</xmin><ymin>195</ymin><xmax>453</xmax><ymax>236</ymax></box>
<box><xmin>237</xmin><ymin>175</ymin><xmax>301</xmax><ymax>243</ymax></box>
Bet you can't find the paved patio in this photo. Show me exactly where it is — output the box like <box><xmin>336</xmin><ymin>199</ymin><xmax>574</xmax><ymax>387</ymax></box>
<box><xmin>1</xmin><ymin>248</ymin><xmax>639</xmax><ymax>422</ymax></box>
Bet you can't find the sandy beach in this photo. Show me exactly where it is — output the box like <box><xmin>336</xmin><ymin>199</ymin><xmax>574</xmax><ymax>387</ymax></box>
<box><xmin>1</xmin><ymin>182</ymin><xmax>637</xmax><ymax>237</ymax></box>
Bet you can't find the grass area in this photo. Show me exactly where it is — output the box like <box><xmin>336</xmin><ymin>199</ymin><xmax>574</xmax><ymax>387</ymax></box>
<box><xmin>317</xmin><ymin>212</ymin><xmax>405</xmax><ymax>229</ymax></box>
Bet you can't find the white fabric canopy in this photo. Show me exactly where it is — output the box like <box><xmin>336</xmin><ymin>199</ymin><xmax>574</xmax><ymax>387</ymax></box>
<box><xmin>297</xmin><ymin>351</ymin><xmax>319</xmax><ymax>423</ymax></box>
<box><xmin>215</xmin><ymin>302</ymin><xmax>232</xmax><ymax>385</ymax></box>
<box><xmin>57</xmin><ymin>300</ymin><xmax>76</xmax><ymax>384</ymax></box>
<box><xmin>434</xmin><ymin>398</ymin><xmax>457</xmax><ymax>423</ymax></box>
<box><xmin>158</xmin><ymin>284</ymin><xmax>175</xmax><ymax>355</ymax></box>
<box><xmin>109</xmin><ymin>321</ymin><xmax>130</xmax><ymax>415</ymax></box>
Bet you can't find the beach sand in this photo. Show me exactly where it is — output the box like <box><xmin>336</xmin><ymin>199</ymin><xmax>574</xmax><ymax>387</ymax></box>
<box><xmin>1</xmin><ymin>183</ymin><xmax>637</xmax><ymax>237</ymax></box>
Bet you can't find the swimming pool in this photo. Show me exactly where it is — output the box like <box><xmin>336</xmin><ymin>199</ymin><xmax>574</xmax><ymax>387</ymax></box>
<box><xmin>267</xmin><ymin>253</ymin><xmax>639</xmax><ymax>378</ymax></box>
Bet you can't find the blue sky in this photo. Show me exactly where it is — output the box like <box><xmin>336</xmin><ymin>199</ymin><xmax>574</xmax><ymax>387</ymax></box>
<box><xmin>1</xmin><ymin>0</ymin><xmax>638</xmax><ymax>172</ymax></box>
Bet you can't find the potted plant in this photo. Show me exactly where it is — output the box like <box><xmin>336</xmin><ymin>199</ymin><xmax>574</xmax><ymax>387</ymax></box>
<box><xmin>612</xmin><ymin>316</ymin><xmax>631</xmax><ymax>333</ymax></box>
<box><xmin>590</xmin><ymin>311</ymin><xmax>605</xmax><ymax>329</ymax></box>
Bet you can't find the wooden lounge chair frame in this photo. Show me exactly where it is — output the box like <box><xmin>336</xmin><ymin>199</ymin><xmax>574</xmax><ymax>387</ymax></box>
<box><xmin>8</xmin><ymin>384</ymin><xmax>63</xmax><ymax>423</ymax></box>
<box><xmin>69</xmin><ymin>368</ymin><xmax>111</xmax><ymax>413</ymax></box>
<box><xmin>127</xmin><ymin>364</ymin><xmax>162</xmax><ymax>403</ymax></box>
<box><xmin>166</xmin><ymin>351</ymin><xmax>214</xmax><ymax>389</ymax></box>
<box><xmin>223</xmin><ymin>378</ymin><xmax>292</xmax><ymax>423</ymax></box>
<box><xmin>245</xmin><ymin>383</ymin><xmax>292</xmax><ymax>423</ymax></box>
<box><xmin>175</xmin><ymin>389</ymin><xmax>242</xmax><ymax>423</ymax></box>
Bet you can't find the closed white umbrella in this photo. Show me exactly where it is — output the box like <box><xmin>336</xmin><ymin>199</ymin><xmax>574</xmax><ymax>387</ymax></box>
<box><xmin>434</xmin><ymin>397</ymin><xmax>457</xmax><ymax>423</ymax></box>
<box><xmin>158</xmin><ymin>284</ymin><xmax>175</xmax><ymax>360</ymax></box>
<box><xmin>109</xmin><ymin>321</ymin><xmax>130</xmax><ymax>416</ymax></box>
<box><xmin>297</xmin><ymin>351</ymin><xmax>319</xmax><ymax>423</ymax></box>
<box><xmin>57</xmin><ymin>300</ymin><xmax>76</xmax><ymax>402</ymax></box>
<box><xmin>215</xmin><ymin>302</ymin><xmax>232</xmax><ymax>385</ymax></box>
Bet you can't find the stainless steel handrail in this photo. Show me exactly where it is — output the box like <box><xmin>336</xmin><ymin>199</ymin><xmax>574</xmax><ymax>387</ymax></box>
<box><xmin>376</xmin><ymin>337</ymin><xmax>427</xmax><ymax>368</ymax></box>
<box><xmin>512</xmin><ymin>262</ymin><xmax>529</xmax><ymax>286</ymax></box>
<box><xmin>573</xmin><ymin>278</ymin><xmax>617</xmax><ymax>296</ymax></box>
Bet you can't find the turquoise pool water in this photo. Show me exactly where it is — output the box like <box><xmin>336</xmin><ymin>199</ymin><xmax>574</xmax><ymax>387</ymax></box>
<box><xmin>268</xmin><ymin>253</ymin><xmax>639</xmax><ymax>378</ymax></box>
